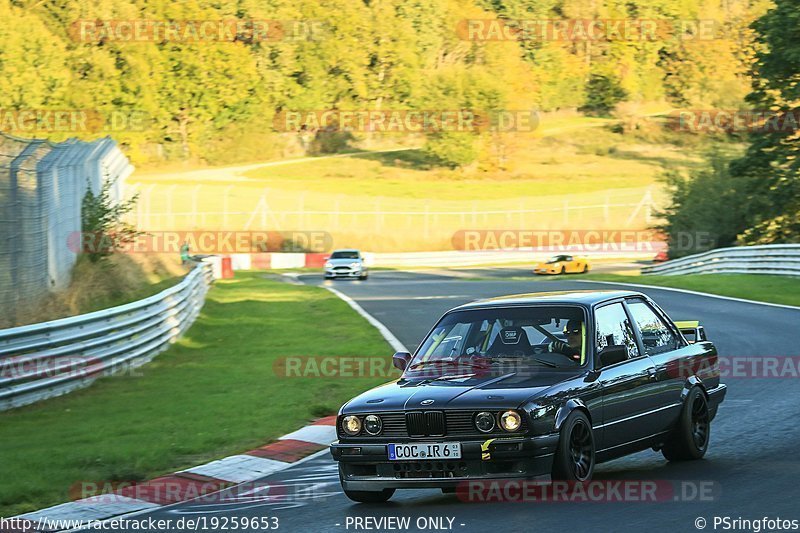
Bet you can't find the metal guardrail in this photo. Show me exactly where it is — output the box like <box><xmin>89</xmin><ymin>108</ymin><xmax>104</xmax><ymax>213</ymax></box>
<box><xmin>641</xmin><ymin>244</ymin><xmax>800</xmax><ymax>276</ymax></box>
<box><xmin>0</xmin><ymin>262</ymin><xmax>213</xmax><ymax>411</ymax></box>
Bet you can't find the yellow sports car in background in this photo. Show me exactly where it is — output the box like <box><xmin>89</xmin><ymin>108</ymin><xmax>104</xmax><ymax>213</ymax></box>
<box><xmin>534</xmin><ymin>254</ymin><xmax>590</xmax><ymax>275</ymax></box>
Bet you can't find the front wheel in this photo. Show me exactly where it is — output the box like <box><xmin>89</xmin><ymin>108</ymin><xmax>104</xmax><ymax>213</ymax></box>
<box><xmin>662</xmin><ymin>387</ymin><xmax>710</xmax><ymax>461</ymax></box>
<box><xmin>343</xmin><ymin>487</ymin><xmax>395</xmax><ymax>503</ymax></box>
<box><xmin>552</xmin><ymin>410</ymin><xmax>595</xmax><ymax>481</ymax></box>
<box><xmin>359</xmin><ymin>273</ymin><xmax>368</xmax><ymax>280</ymax></box>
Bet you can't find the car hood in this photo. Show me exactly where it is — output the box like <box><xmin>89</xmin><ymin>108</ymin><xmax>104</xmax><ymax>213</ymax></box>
<box><xmin>341</xmin><ymin>371</ymin><xmax>571</xmax><ymax>413</ymax></box>
<box><xmin>328</xmin><ymin>258</ymin><xmax>361</xmax><ymax>266</ymax></box>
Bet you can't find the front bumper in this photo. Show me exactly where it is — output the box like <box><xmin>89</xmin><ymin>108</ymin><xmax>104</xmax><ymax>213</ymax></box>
<box><xmin>325</xmin><ymin>268</ymin><xmax>364</xmax><ymax>278</ymax></box>
<box><xmin>331</xmin><ymin>435</ymin><xmax>557</xmax><ymax>490</ymax></box>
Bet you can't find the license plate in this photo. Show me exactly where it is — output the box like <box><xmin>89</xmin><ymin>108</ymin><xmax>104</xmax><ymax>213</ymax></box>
<box><xmin>388</xmin><ymin>442</ymin><xmax>461</xmax><ymax>460</ymax></box>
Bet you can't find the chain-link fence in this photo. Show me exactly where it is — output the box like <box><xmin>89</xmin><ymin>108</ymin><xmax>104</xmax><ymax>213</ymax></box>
<box><xmin>126</xmin><ymin>184</ymin><xmax>662</xmax><ymax>252</ymax></box>
<box><xmin>0</xmin><ymin>133</ymin><xmax>133</xmax><ymax>324</ymax></box>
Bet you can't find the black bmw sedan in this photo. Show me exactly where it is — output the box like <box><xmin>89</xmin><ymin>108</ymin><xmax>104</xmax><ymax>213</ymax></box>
<box><xmin>331</xmin><ymin>290</ymin><xmax>727</xmax><ymax>503</ymax></box>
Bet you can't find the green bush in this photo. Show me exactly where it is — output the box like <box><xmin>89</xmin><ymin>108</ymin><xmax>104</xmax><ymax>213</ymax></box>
<box><xmin>422</xmin><ymin>132</ymin><xmax>477</xmax><ymax>168</ymax></box>
<box><xmin>581</xmin><ymin>74</ymin><xmax>628</xmax><ymax>115</ymax></box>
<box><xmin>655</xmin><ymin>156</ymin><xmax>749</xmax><ymax>258</ymax></box>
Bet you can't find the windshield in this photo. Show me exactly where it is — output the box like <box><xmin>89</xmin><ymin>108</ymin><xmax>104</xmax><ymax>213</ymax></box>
<box><xmin>546</xmin><ymin>255</ymin><xmax>566</xmax><ymax>264</ymax></box>
<box><xmin>330</xmin><ymin>251</ymin><xmax>359</xmax><ymax>259</ymax></box>
<box><xmin>407</xmin><ymin>306</ymin><xmax>588</xmax><ymax>377</ymax></box>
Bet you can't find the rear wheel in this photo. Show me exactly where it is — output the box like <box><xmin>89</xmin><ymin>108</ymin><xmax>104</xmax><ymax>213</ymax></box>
<box><xmin>662</xmin><ymin>387</ymin><xmax>710</xmax><ymax>461</ymax></box>
<box><xmin>581</xmin><ymin>264</ymin><xmax>588</xmax><ymax>273</ymax></box>
<box><xmin>560</xmin><ymin>266</ymin><xmax>566</xmax><ymax>275</ymax></box>
<box><xmin>552</xmin><ymin>411</ymin><xmax>595</xmax><ymax>481</ymax></box>
<box><xmin>343</xmin><ymin>487</ymin><xmax>395</xmax><ymax>503</ymax></box>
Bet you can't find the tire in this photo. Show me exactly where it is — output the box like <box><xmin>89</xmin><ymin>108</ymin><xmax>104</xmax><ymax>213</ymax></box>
<box><xmin>581</xmin><ymin>264</ymin><xmax>588</xmax><ymax>273</ymax></box>
<box><xmin>359</xmin><ymin>273</ymin><xmax>368</xmax><ymax>280</ymax></box>
<box><xmin>662</xmin><ymin>387</ymin><xmax>710</xmax><ymax>461</ymax></box>
<box><xmin>343</xmin><ymin>487</ymin><xmax>395</xmax><ymax>503</ymax></box>
<box><xmin>552</xmin><ymin>410</ymin><xmax>595</xmax><ymax>481</ymax></box>
<box><xmin>560</xmin><ymin>266</ymin><xmax>566</xmax><ymax>275</ymax></box>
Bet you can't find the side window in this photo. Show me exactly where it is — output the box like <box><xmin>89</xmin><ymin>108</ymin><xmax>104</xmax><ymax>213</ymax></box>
<box><xmin>627</xmin><ymin>300</ymin><xmax>680</xmax><ymax>355</ymax></box>
<box><xmin>595</xmin><ymin>303</ymin><xmax>640</xmax><ymax>359</ymax></box>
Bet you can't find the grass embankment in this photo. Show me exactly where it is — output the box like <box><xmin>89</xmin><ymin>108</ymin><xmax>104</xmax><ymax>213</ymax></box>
<box><xmin>580</xmin><ymin>273</ymin><xmax>800</xmax><ymax>307</ymax></box>
<box><xmin>5</xmin><ymin>254</ymin><xmax>188</xmax><ymax>329</ymax></box>
<box><xmin>0</xmin><ymin>272</ymin><xmax>393</xmax><ymax>517</ymax></box>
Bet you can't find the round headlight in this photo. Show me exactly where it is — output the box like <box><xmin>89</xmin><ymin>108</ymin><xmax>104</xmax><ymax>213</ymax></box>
<box><xmin>364</xmin><ymin>414</ymin><xmax>382</xmax><ymax>435</ymax></box>
<box><xmin>342</xmin><ymin>415</ymin><xmax>362</xmax><ymax>436</ymax></box>
<box><xmin>475</xmin><ymin>411</ymin><xmax>496</xmax><ymax>433</ymax></box>
<box><xmin>500</xmin><ymin>410</ymin><xmax>522</xmax><ymax>432</ymax></box>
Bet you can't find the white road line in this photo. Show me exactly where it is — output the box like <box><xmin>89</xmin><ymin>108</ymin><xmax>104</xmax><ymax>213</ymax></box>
<box><xmin>325</xmin><ymin>286</ymin><xmax>408</xmax><ymax>353</ymax></box>
<box><xmin>573</xmin><ymin>280</ymin><xmax>800</xmax><ymax>311</ymax></box>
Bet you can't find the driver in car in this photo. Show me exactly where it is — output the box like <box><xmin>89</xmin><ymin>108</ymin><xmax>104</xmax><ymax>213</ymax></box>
<box><xmin>548</xmin><ymin>319</ymin><xmax>583</xmax><ymax>362</ymax></box>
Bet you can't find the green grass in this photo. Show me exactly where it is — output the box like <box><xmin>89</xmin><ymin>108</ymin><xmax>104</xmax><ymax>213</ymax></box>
<box><xmin>0</xmin><ymin>272</ymin><xmax>393</xmax><ymax>517</ymax></box>
<box><xmin>581</xmin><ymin>273</ymin><xmax>800</xmax><ymax>307</ymax></box>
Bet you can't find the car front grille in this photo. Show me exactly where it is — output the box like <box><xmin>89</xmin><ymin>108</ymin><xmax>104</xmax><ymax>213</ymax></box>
<box><xmin>405</xmin><ymin>412</ymin><xmax>427</xmax><ymax>437</ymax></box>
<box><xmin>341</xmin><ymin>410</ymin><xmax>527</xmax><ymax>438</ymax></box>
<box><xmin>404</xmin><ymin>411</ymin><xmax>446</xmax><ymax>437</ymax></box>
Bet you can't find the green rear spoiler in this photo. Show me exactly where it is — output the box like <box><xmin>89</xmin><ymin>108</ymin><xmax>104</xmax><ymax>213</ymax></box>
<box><xmin>674</xmin><ymin>320</ymin><xmax>707</xmax><ymax>343</ymax></box>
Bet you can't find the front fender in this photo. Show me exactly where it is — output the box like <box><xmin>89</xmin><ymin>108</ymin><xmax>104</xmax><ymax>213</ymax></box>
<box><xmin>554</xmin><ymin>398</ymin><xmax>591</xmax><ymax>431</ymax></box>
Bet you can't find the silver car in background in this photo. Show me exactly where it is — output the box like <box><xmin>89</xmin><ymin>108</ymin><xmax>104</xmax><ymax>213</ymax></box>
<box><xmin>324</xmin><ymin>249</ymin><xmax>369</xmax><ymax>280</ymax></box>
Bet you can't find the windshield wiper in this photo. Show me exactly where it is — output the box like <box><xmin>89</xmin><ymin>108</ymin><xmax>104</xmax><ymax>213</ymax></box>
<box><xmin>485</xmin><ymin>356</ymin><xmax>560</xmax><ymax>368</ymax></box>
<box><xmin>407</xmin><ymin>359</ymin><xmax>488</xmax><ymax>371</ymax></box>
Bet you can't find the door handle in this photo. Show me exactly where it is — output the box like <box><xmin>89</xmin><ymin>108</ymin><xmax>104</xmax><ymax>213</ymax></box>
<box><xmin>647</xmin><ymin>368</ymin><xmax>658</xmax><ymax>381</ymax></box>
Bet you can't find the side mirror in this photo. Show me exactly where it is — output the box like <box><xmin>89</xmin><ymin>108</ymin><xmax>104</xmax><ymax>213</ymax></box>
<box><xmin>599</xmin><ymin>345</ymin><xmax>628</xmax><ymax>367</ymax></box>
<box><xmin>392</xmin><ymin>351</ymin><xmax>412</xmax><ymax>371</ymax></box>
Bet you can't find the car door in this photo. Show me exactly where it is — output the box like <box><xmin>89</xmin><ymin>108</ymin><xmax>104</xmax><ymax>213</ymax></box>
<box><xmin>624</xmin><ymin>297</ymin><xmax>687</xmax><ymax>434</ymax></box>
<box><xmin>593</xmin><ymin>301</ymin><xmax>659</xmax><ymax>452</ymax></box>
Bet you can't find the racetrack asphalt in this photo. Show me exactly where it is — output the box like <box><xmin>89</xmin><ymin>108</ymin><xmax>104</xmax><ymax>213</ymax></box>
<box><xmin>103</xmin><ymin>271</ymin><xmax>800</xmax><ymax>533</ymax></box>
